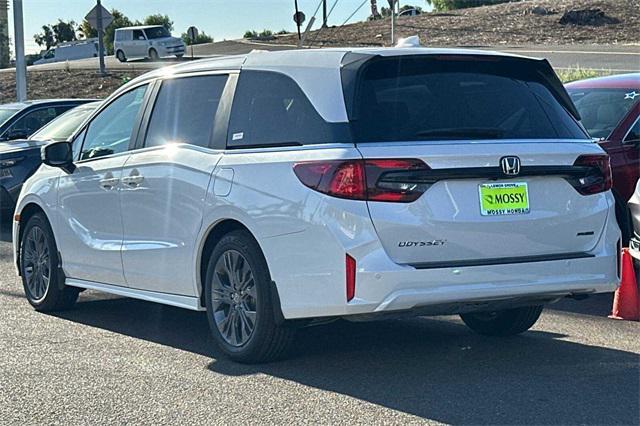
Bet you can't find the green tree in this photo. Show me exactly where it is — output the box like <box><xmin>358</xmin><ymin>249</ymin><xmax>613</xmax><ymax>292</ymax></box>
<box><xmin>35</xmin><ymin>20</ymin><xmax>78</xmax><ymax>49</ymax></box>
<box><xmin>425</xmin><ymin>0</ymin><xmax>518</xmax><ymax>11</ymax></box>
<box><xmin>34</xmin><ymin>25</ymin><xmax>55</xmax><ymax>49</ymax></box>
<box><xmin>243</xmin><ymin>30</ymin><xmax>258</xmax><ymax>39</ymax></box>
<box><xmin>143</xmin><ymin>14</ymin><xmax>174</xmax><ymax>31</ymax></box>
<box><xmin>181</xmin><ymin>31</ymin><xmax>213</xmax><ymax>45</ymax></box>
<box><xmin>51</xmin><ymin>20</ymin><xmax>78</xmax><ymax>44</ymax></box>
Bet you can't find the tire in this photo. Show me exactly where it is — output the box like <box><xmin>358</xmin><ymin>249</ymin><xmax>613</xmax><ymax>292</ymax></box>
<box><xmin>116</xmin><ymin>50</ymin><xmax>127</xmax><ymax>62</ymax></box>
<box><xmin>148</xmin><ymin>48</ymin><xmax>159</xmax><ymax>61</ymax></box>
<box><xmin>20</xmin><ymin>213</ymin><xmax>79</xmax><ymax>312</ymax></box>
<box><xmin>204</xmin><ymin>230</ymin><xmax>294</xmax><ymax>363</ymax></box>
<box><xmin>460</xmin><ymin>305</ymin><xmax>543</xmax><ymax>336</ymax></box>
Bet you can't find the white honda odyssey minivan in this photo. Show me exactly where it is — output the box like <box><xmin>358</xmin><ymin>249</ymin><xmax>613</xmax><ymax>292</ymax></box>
<box><xmin>13</xmin><ymin>48</ymin><xmax>620</xmax><ymax>363</ymax></box>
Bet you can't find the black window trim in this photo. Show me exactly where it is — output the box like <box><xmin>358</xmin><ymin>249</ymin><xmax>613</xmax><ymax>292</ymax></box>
<box><xmin>74</xmin><ymin>81</ymin><xmax>155</xmax><ymax>164</ymax></box>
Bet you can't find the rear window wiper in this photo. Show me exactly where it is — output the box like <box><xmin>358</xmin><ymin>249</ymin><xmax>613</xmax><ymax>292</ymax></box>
<box><xmin>415</xmin><ymin>128</ymin><xmax>505</xmax><ymax>140</ymax></box>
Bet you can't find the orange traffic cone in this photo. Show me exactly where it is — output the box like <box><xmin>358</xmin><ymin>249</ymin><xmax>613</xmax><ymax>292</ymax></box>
<box><xmin>609</xmin><ymin>248</ymin><xmax>640</xmax><ymax>321</ymax></box>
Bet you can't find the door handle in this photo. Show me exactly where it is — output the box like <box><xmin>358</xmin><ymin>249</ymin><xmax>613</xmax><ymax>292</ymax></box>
<box><xmin>122</xmin><ymin>170</ymin><xmax>144</xmax><ymax>187</ymax></box>
<box><xmin>99</xmin><ymin>174</ymin><xmax>119</xmax><ymax>190</ymax></box>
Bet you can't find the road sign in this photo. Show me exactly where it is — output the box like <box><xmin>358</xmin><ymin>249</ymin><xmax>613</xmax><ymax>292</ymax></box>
<box><xmin>85</xmin><ymin>4</ymin><xmax>113</xmax><ymax>30</ymax></box>
<box><xmin>293</xmin><ymin>11</ymin><xmax>306</xmax><ymax>26</ymax></box>
<box><xmin>187</xmin><ymin>26</ymin><xmax>199</xmax><ymax>41</ymax></box>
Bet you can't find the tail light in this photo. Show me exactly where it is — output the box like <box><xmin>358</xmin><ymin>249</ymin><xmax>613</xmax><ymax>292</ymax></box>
<box><xmin>346</xmin><ymin>254</ymin><xmax>356</xmax><ymax>302</ymax></box>
<box><xmin>572</xmin><ymin>154</ymin><xmax>612</xmax><ymax>195</ymax></box>
<box><xmin>293</xmin><ymin>159</ymin><xmax>429</xmax><ymax>202</ymax></box>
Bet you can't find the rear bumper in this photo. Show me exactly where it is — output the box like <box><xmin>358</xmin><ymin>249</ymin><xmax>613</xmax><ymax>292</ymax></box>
<box><xmin>352</xmin><ymin>251</ymin><xmax>618</xmax><ymax>316</ymax></box>
<box><xmin>264</xmin><ymin>193</ymin><xmax>620</xmax><ymax>320</ymax></box>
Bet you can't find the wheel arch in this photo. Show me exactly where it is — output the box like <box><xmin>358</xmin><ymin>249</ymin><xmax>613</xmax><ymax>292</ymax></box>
<box><xmin>196</xmin><ymin>218</ymin><xmax>254</xmax><ymax>308</ymax></box>
<box><xmin>15</xmin><ymin>202</ymin><xmax>48</xmax><ymax>274</ymax></box>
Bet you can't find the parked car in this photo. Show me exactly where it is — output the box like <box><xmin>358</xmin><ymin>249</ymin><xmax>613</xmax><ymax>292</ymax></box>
<box><xmin>13</xmin><ymin>49</ymin><xmax>620</xmax><ymax>363</ymax></box>
<box><xmin>0</xmin><ymin>102</ymin><xmax>100</xmax><ymax>215</ymax></box>
<box><xmin>33</xmin><ymin>39</ymin><xmax>99</xmax><ymax>65</ymax></box>
<box><xmin>114</xmin><ymin>25</ymin><xmax>185</xmax><ymax>62</ymax></box>
<box><xmin>0</xmin><ymin>99</ymin><xmax>95</xmax><ymax>142</ymax></box>
<box><xmin>566</xmin><ymin>73</ymin><xmax>640</xmax><ymax>243</ymax></box>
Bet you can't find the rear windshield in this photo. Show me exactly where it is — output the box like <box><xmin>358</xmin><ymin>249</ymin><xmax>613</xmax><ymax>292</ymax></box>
<box><xmin>345</xmin><ymin>56</ymin><xmax>587</xmax><ymax>143</ymax></box>
<box><xmin>567</xmin><ymin>88</ymin><xmax>639</xmax><ymax>139</ymax></box>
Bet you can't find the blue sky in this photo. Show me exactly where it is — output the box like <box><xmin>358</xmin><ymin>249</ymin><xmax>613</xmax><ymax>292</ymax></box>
<box><xmin>7</xmin><ymin>0</ymin><xmax>418</xmax><ymax>54</ymax></box>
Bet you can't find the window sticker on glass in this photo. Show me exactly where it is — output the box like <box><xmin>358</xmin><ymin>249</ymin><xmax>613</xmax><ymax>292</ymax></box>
<box><xmin>232</xmin><ymin>132</ymin><xmax>244</xmax><ymax>141</ymax></box>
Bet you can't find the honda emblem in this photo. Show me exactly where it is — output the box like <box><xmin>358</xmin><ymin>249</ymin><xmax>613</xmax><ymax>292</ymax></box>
<box><xmin>500</xmin><ymin>156</ymin><xmax>521</xmax><ymax>176</ymax></box>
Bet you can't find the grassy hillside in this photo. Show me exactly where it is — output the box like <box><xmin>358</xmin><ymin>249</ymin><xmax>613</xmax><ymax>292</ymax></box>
<box><xmin>270</xmin><ymin>0</ymin><xmax>639</xmax><ymax>47</ymax></box>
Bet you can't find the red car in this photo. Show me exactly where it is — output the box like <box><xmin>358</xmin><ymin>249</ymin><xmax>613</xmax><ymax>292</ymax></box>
<box><xmin>566</xmin><ymin>73</ymin><xmax>640</xmax><ymax>243</ymax></box>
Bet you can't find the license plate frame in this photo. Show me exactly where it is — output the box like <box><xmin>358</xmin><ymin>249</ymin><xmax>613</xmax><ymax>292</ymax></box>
<box><xmin>479</xmin><ymin>182</ymin><xmax>530</xmax><ymax>216</ymax></box>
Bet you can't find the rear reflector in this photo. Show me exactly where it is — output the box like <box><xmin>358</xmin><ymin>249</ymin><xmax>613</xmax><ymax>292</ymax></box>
<box><xmin>293</xmin><ymin>159</ymin><xmax>429</xmax><ymax>202</ymax></box>
<box><xmin>346</xmin><ymin>254</ymin><xmax>356</xmax><ymax>302</ymax></box>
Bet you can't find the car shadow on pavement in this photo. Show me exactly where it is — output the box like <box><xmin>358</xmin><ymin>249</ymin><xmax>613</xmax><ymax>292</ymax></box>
<box><xmin>51</xmin><ymin>293</ymin><xmax>639</xmax><ymax>425</ymax></box>
<box><xmin>547</xmin><ymin>293</ymin><xmax>615</xmax><ymax>317</ymax></box>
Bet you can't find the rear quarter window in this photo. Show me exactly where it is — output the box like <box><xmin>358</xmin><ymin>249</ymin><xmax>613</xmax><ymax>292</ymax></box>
<box><xmin>227</xmin><ymin>70</ymin><xmax>349</xmax><ymax>148</ymax></box>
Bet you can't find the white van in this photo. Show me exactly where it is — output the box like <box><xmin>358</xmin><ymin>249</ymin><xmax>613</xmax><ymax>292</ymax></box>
<box><xmin>114</xmin><ymin>25</ymin><xmax>185</xmax><ymax>62</ymax></box>
<box><xmin>34</xmin><ymin>39</ymin><xmax>99</xmax><ymax>65</ymax></box>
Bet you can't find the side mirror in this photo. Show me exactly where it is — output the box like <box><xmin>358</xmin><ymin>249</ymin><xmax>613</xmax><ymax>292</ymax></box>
<box><xmin>42</xmin><ymin>141</ymin><xmax>75</xmax><ymax>173</ymax></box>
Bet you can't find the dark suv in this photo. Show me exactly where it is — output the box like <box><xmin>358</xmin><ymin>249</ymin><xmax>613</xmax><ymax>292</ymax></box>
<box><xmin>0</xmin><ymin>99</ymin><xmax>95</xmax><ymax>142</ymax></box>
<box><xmin>566</xmin><ymin>73</ymin><xmax>640</xmax><ymax>243</ymax></box>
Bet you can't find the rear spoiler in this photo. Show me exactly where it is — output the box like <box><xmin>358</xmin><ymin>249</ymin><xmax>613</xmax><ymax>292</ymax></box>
<box><xmin>340</xmin><ymin>52</ymin><xmax>581</xmax><ymax>121</ymax></box>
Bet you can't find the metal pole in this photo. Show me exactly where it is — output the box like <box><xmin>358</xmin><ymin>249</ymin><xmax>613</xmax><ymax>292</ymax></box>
<box><xmin>390</xmin><ymin>0</ymin><xmax>396</xmax><ymax>45</ymax></box>
<box><xmin>96</xmin><ymin>0</ymin><xmax>106</xmax><ymax>75</ymax></box>
<box><xmin>13</xmin><ymin>0</ymin><xmax>26</xmax><ymax>101</ymax></box>
<box><xmin>294</xmin><ymin>0</ymin><xmax>302</xmax><ymax>42</ymax></box>
<box><xmin>322</xmin><ymin>0</ymin><xmax>327</xmax><ymax>27</ymax></box>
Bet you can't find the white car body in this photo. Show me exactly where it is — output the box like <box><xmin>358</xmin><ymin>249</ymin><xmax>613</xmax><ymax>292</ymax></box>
<box><xmin>33</xmin><ymin>39</ymin><xmax>99</xmax><ymax>65</ymax></box>
<box><xmin>114</xmin><ymin>25</ymin><xmax>185</xmax><ymax>61</ymax></box>
<box><xmin>13</xmin><ymin>48</ymin><xmax>620</xmax><ymax>322</ymax></box>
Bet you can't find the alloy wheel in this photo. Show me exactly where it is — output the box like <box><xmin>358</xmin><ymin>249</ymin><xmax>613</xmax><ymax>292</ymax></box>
<box><xmin>211</xmin><ymin>250</ymin><xmax>257</xmax><ymax>347</ymax></box>
<box><xmin>23</xmin><ymin>226</ymin><xmax>51</xmax><ymax>302</ymax></box>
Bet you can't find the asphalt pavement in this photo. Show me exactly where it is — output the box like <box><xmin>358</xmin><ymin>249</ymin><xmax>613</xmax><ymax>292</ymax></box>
<box><xmin>0</xmin><ymin>219</ymin><xmax>638</xmax><ymax>425</ymax></box>
<box><xmin>3</xmin><ymin>40</ymin><xmax>638</xmax><ymax>74</ymax></box>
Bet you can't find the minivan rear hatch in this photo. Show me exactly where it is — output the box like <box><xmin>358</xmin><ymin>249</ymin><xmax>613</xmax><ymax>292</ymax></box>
<box><xmin>342</xmin><ymin>53</ymin><xmax>611</xmax><ymax>266</ymax></box>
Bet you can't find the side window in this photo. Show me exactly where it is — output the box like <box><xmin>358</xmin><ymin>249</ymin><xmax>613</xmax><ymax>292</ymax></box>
<box><xmin>133</xmin><ymin>30</ymin><xmax>145</xmax><ymax>40</ymax></box>
<box><xmin>80</xmin><ymin>84</ymin><xmax>148</xmax><ymax>161</ymax></box>
<box><xmin>145</xmin><ymin>75</ymin><xmax>228</xmax><ymax>148</ymax></box>
<box><xmin>115</xmin><ymin>31</ymin><xmax>122</xmax><ymax>42</ymax></box>
<box><xmin>9</xmin><ymin>107</ymin><xmax>60</xmax><ymax>138</ymax></box>
<box><xmin>624</xmin><ymin>118</ymin><xmax>640</xmax><ymax>143</ymax></box>
<box><xmin>227</xmin><ymin>71</ymin><xmax>339</xmax><ymax>148</ymax></box>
